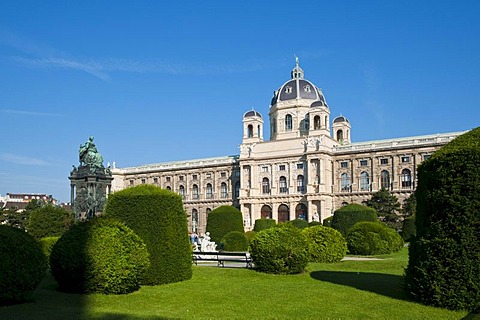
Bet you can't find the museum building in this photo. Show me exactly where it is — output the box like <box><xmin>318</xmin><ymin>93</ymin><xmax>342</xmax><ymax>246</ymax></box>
<box><xmin>111</xmin><ymin>61</ymin><xmax>464</xmax><ymax>234</ymax></box>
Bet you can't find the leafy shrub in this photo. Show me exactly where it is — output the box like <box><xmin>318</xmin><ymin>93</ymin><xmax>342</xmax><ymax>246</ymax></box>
<box><xmin>50</xmin><ymin>217</ymin><xmax>150</xmax><ymax>294</ymax></box>
<box><xmin>250</xmin><ymin>225</ymin><xmax>309</xmax><ymax>274</ymax></box>
<box><xmin>104</xmin><ymin>185</ymin><xmax>192</xmax><ymax>285</ymax></box>
<box><xmin>331</xmin><ymin>204</ymin><xmax>378</xmax><ymax>236</ymax></box>
<box><xmin>205</xmin><ymin>206</ymin><xmax>244</xmax><ymax>243</ymax></box>
<box><xmin>0</xmin><ymin>225</ymin><xmax>47</xmax><ymax>305</ymax></box>
<box><xmin>308</xmin><ymin>221</ymin><xmax>322</xmax><ymax>227</ymax></box>
<box><xmin>27</xmin><ymin>204</ymin><xmax>71</xmax><ymax>239</ymax></box>
<box><xmin>221</xmin><ymin>231</ymin><xmax>249</xmax><ymax>251</ymax></box>
<box><xmin>322</xmin><ymin>216</ymin><xmax>333</xmax><ymax>227</ymax></box>
<box><xmin>245</xmin><ymin>230</ymin><xmax>256</xmax><ymax>245</ymax></box>
<box><xmin>253</xmin><ymin>218</ymin><xmax>276</xmax><ymax>232</ymax></box>
<box><xmin>346</xmin><ymin>221</ymin><xmax>403</xmax><ymax>255</ymax></box>
<box><xmin>400</xmin><ymin>215</ymin><xmax>416</xmax><ymax>242</ymax></box>
<box><xmin>286</xmin><ymin>218</ymin><xmax>309</xmax><ymax>229</ymax></box>
<box><xmin>406</xmin><ymin>128</ymin><xmax>480</xmax><ymax>311</ymax></box>
<box><xmin>302</xmin><ymin>225</ymin><xmax>347</xmax><ymax>263</ymax></box>
<box><xmin>38</xmin><ymin>236</ymin><xmax>60</xmax><ymax>266</ymax></box>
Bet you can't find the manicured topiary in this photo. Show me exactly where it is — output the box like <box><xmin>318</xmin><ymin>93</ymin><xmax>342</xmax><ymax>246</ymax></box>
<box><xmin>245</xmin><ymin>230</ymin><xmax>256</xmax><ymax>245</ymax></box>
<box><xmin>250</xmin><ymin>225</ymin><xmax>309</xmax><ymax>274</ymax></box>
<box><xmin>400</xmin><ymin>215</ymin><xmax>416</xmax><ymax>242</ymax></box>
<box><xmin>38</xmin><ymin>236</ymin><xmax>60</xmax><ymax>266</ymax></box>
<box><xmin>346</xmin><ymin>221</ymin><xmax>403</xmax><ymax>255</ymax></box>
<box><xmin>205</xmin><ymin>205</ymin><xmax>244</xmax><ymax>243</ymax></box>
<box><xmin>331</xmin><ymin>204</ymin><xmax>378</xmax><ymax>236</ymax></box>
<box><xmin>322</xmin><ymin>216</ymin><xmax>333</xmax><ymax>227</ymax></box>
<box><xmin>221</xmin><ymin>231</ymin><xmax>249</xmax><ymax>252</ymax></box>
<box><xmin>27</xmin><ymin>204</ymin><xmax>71</xmax><ymax>239</ymax></box>
<box><xmin>104</xmin><ymin>185</ymin><xmax>192</xmax><ymax>286</ymax></box>
<box><xmin>406</xmin><ymin>128</ymin><xmax>480</xmax><ymax>311</ymax></box>
<box><xmin>253</xmin><ymin>218</ymin><xmax>276</xmax><ymax>232</ymax></box>
<box><xmin>286</xmin><ymin>218</ymin><xmax>309</xmax><ymax>229</ymax></box>
<box><xmin>0</xmin><ymin>225</ymin><xmax>47</xmax><ymax>305</ymax></box>
<box><xmin>308</xmin><ymin>221</ymin><xmax>322</xmax><ymax>227</ymax></box>
<box><xmin>302</xmin><ymin>225</ymin><xmax>347</xmax><ymax>263</ymax></box>
<box><xmin>50</xmin><ymin>217</ymin><xmax>149</xmax><ymax>294</ymax></box>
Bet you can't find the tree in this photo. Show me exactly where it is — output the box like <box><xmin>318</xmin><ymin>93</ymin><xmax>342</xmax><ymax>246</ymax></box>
<box><xmin>27</xmin><ymin>204</ymin><xmax>71</xmax><ymax>239</ymax></box>
<box><xmin>366</xmin><ymin>189</ymin><xmax>401</xmax><ymax>230</ymax></box>
<box><xmin>402</xmin><ymin>192</ymin><xmax>416</xmax><ymax>217</ymax></box>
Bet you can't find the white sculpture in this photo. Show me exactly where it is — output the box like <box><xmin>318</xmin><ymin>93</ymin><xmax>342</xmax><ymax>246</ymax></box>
<box><xmin>199</xmin><ymin>232</ymin><xmax>217</xmax><ymax>252</ymax></box>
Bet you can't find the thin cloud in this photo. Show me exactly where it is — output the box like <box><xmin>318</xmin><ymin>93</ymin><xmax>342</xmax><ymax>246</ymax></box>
<box><xmin>0</xmin><ymin>153</ymin><xmax>52</xmax><ymax>166</ymax></box>
<box><xmin>0</xmin><ymin>109</ymin><xmax>64</xmax><ymax>117</ymax></box>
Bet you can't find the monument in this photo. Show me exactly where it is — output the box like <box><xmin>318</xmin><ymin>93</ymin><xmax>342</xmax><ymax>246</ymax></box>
<box><xmin>69</xmin><ymin>136</ymin><xmax>113</xmax><ymax>220</ymax></box>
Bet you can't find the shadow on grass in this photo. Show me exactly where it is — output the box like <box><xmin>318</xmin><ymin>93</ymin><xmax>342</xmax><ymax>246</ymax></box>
<box><xmin>310</xmin><ymin>271</ymin><xmax>408</xmax><ymax>301</ymax></box>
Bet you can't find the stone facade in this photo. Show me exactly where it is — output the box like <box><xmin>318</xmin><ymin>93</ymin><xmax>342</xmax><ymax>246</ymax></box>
<box><xmin>111</xmin><ymin>61</ymin><xmax>464</xmax><ymax>233</ymax></box>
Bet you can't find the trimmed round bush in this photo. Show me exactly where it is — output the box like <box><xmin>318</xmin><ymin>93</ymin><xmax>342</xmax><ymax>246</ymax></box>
<box><xmin>331</xmin><ymin>204</ymin><xmax>378</xmax><ymax>236</ymax></box>
<box><xmin>250</xmin><ymin>225</ymin><xmax>309</xmax><ymax>274</ymax></box>
<box><xmin>253</xmin><ymin>218</ymin><xmax>276</xmax><ymax>232</ymax></box>
<box><xmin>27</xmin><ymin>204</ymin><xmax>71</xmax><ymax>239</ymax></box>
<box><xmin>50</xmin><ymin>217</ymin><xmax>150</xmax><ymax>294</ymax></box>
<box><xmin>104</xmin><ymin>185</ymin><xmax>192</xmax><ymax>285</ymax></box>
<box><xmin>0</xmin><ymin>225</ymin><xmax>47</xmax><ymax>305</ymax></box>
<box><xmin>286</xmin><ymin>218</ymin><xmax>309</xmax><ymax>229</ymax></box>
<box><xmin>206</xmin><ymin>205</ymin><xmax>244</xmax><ymax>243</ymax></box>
<box><xmin>221</xmin><ymin>231</ymin><xmax>249</xmax><ymax>251</ymax></box>
<box><xmin>38</xmin><ymin>236</ymin><xmax>60</xmax><ymax>266</ymax></box>
<box><xmin>322</xmin><ymin>216</ymin><xmax>333</xmax><ymax>227</ymax></box>
<box><xmin>302</xmin><ymin>225</ymin><xmax>347</xmax><ymax>263</ymax></box>
<box><xmin>406</xmin><ymin>128</ymin><xmax>480</xmax><ymax>311</ymax></box>
<box><xmin>308</xmin><ymin>221</ymin><xmax>322</xmax><ymax>227</ymax></box>
<box><xmin>400</xmin><ymin>215</ymin><xmax>416</xmax><ymax>242</ymax></box>
<box><xmin>346</xmin><ymin>221</ymin><xmax>404</xmax><ymax>255</ymax></box>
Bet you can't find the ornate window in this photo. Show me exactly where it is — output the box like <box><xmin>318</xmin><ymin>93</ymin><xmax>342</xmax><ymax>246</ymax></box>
<box><xmin>220</xmin><ymin>182</ymin><xmax>228</xmax><ymax>198</ymax></box>
<box><xmin>179</xmin><ymin>185</ymin><xmax>185</xmax><ymax>199</ymax></box>
<box><xmin>192</xmin><ymin>184</ymin><xmax>199</xmax><ymax>199</ymax></box>
<box><xmin>340</xmin><ymin>161</ymin><xmax>348</xmax><ymax>168</ymax></box>
<box><xmin>279</xmin><ymin>176</ymin><xmax>288</xmax><ymax>194</ymax></box>
<box><xmin>341</xmin><ymin>173</ymin><xmax>350</xmax><ymax>192</ymax></box>
<box><xmin>234</xmin><ymin>181</ymin><xmax>240</xmax><ymax>198</ymax></box>
<box><xmin>206</xmin><ymin>183</ymin><xmax>213</xmax><ymax>199</ymax></box>
<box><xmin>314</xmin><ymin>115</ymin><xmax>321</xmax><ymax>130</ymax></box>
<box><xmin>381</xmin><ymin>170</ymin><xmax>390</xmax><ymax>190</ymax></box>
<box><xmin>337</xmin><ymin>130</ymin><xmax>344</xmax><ymax>141</ymax></box>
<box><xmin>285</xmin><ymin>114</ymin><xmax>293</xmax><ymax>131</ymax></box>
<box><xmin>380</xmin><ymin>158</ymin><xmax>389</xmax><ymax>165</ymax></box>
<box><xmin>360</xmin><ymin>160</ymin><xmax>368</xmax><ymax>166</ymax></box>
<box><xmin>297</xmin><ymin>175</ymin><xmax>305</xmax><ymax>193</ymax></box>
<box><xmin>262</xmin><ymin>177</ymin><xmax>270</xmax><ymax>194</ymax></box>
<box><xmin>360</xmin><ymin>172</ymin><xmax>369</xmax><ymax>191</ymax></box>
<box><xmin>247</xmin><ymin>124</ymin><xmax>253</xmax><ymax>138</ymax></box>
<box><xmin>401</xmin><ymin>169</ymin><xmax>412</xmax><ymax>189</ymax></box>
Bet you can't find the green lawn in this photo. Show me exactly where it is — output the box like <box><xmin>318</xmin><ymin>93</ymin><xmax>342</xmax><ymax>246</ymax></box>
<box><xmin>0</xmin><ymin>248</ymin><xmax>474</xmax><ymax>319</ymax></box>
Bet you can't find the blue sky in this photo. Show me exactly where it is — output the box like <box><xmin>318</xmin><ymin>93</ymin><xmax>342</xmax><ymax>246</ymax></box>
<box><xmin>1</xmin><ymin>1</ymin><xmax>479</xmax><ymax>202</ymax></box>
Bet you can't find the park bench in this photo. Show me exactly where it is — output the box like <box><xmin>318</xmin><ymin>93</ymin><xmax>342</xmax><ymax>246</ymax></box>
<box><xmin>192</xmin><ymin>251</ymin><xmax>253</xmax><ymax>268</ymax></box>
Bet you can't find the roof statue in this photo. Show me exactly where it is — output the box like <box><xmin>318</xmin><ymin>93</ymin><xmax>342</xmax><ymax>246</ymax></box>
<box><xmin>79</xmin><ymin>136</ymin><xmax>104</xmax><ymax>169</ymax></box>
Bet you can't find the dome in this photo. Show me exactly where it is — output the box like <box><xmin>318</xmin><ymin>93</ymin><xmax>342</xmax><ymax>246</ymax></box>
<box><xmin>243</xmin><ymin>110</ymin><xmax>262</xmax><ymax>118</ymax></box>
<box><xmin>270</xmin><ymin>59</ymin><xmax>328</xmax><ymax>107</ymax></box>
<box><xmin>333</xmin><ymin>115</ymin><xmax>349</xmax><ymax>123</ymax></box>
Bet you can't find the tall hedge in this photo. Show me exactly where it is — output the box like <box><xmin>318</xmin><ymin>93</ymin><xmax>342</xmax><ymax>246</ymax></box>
<box><xmin>253</xmin><ymin>218</ymin><xmax>277</xmax><ymax>232</ymax></box>
<box><xmin>27</xmin><ymin>204</ymin><xmax>71</xmax><ymax>239</ymax></box>
<box><xmin>104</xmin><ymin>185</ymin><xmax>192</xmax><ymax>285</ymax></box>
<box><xmin>205</xmin><ymin>205</ymin><xmax>244</xmax><ymax>243</ymax></box>
<box><xmin>0</xmin><ymin>225</ymin><xmax>47</xmax><ymax>305</ymax></box>
<box><xmin>405</xmin><ymin>128</ymin><xmax>480</xmax><ymax>311</ymax></box>
<box><xmin>331</xmin><ymin>203</ymin><xmax>378</xmax><ymax>236</ymax></box>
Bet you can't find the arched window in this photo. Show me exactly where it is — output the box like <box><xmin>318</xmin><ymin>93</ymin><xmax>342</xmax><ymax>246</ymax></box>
<box><xmin>247</xmin><ymin>124</ymin><xmax>253</xmax><ymax>138</ymax></box>
<box><xmin>401</xmin><ymin>169</ymin><xmax>412</xmax><ymax>189</ymax></box>
<box><xmin>220</xmin><ymin>182</ymin><xmax>228</xmax><ymax>198</ymax></box>
<box><xmin>179</xmin><ymin>185</ymin><xmax>185</xmax><ymax>199</ymax></box>
<box><xmin>234</xmin><ymin>181</ymin><xmax>240</xmax><ymax>198</ymax></box>
<box><xmin>206</xmin><ymin>183</ymin><xmax>213</xmax><ymax>199</ymax></box>
<box><xmin>261</xmin><ymin>205</ymin><xmax>272</xmax><ymax>219</ymax></box>
<box><xmin>192</xmin><ymin>184</ymin><xmax>199</xmax><ymax>199</ymax></box>
<box><xmin>314</xmin><ymin>115</ymin><xmax>320</xmax><ymax>130</ymax></box>
<box><xmin>360</xmin><ymin>172</ymin><xmax>370</xmax><ymax>191</ymax></box>
<box><xmin>166</xmin><ymin>186</ymin><xmax>171</xmax><ymax>191</ymax></box>
<box><xmin>381</xmin><ymin>170</ymin><xmax>390</xmax><ymax>190</ymax></box>
<box><xmin>341</xmin><ymin>173</ymin><xmax>350</xmax><ymax>192</ymax></box>
<box><xmin>278</xmin><ymin>204</ymin><xmax>290</xmax><ymax>223</ymax></box>
<box><xmin>262</xmin><ymin>177</ymin><xmax>270</xmax><ymax>194</ymax></box>
<box><xmin>192</xmin><ymin>209</ymin><xmax>198</xmax><ymax>232</ymax></box>
<box><xmin>285</xmin><ymin>114</ymin><xmax>293</xmax><ymax>131</ymax></box>
<box><xmin>297</xmin><ymin>175</ymin><xmax>305</xmax><ymax>193</ymax></box>
<box><xmin>304</xmin><ymin>114</ymin><xmax>310</xmax><ymax>131</ymax></box>
<box><xmin>337</xmin><ymin>130</ymin><xmax>344</xmax><ymax>141</ymax></box>
<box><xmin>342</xmin><ymin>202</ymin><xmax>349</xmax><ymax>207</ymax></box>
<box><xmin>257</xmin><ymin>125</ymin><xmax>261</xmax><ymax>138</ymax></box>
<box><xmin>295</xmin><ymin>203</ymin><xmax>307</xmax><ymax>220</ymax></box>
<box><xmin>279</xmin><ymin>176</ymin><xmax>288</xmax><ymax>193</ymax></box>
